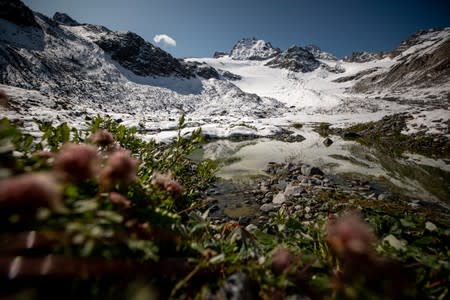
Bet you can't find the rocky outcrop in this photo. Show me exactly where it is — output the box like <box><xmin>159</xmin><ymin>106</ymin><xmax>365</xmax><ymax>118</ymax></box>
<box><xmin>0</xmin><ymin>0</ymin><xmax>40</xmax><ymax>28</ymax></box>
<box><xmin>53</xmin><ymin>12</ymin><xmax>80</xmax><ymax>26</ymax></box>
<box><xmin>332</xmin><ymin>67</ymin><xmax>379</xmax><ymax>83</ymax></box>
<box><xmin>184</xmin><ymin>61</ymin><xmax>220</xmax><ymax>79</ymax></box>
<box><xmin>91</xmin><ymin>30</ymin><xmax>193</xmax><ymax>77</ymax></box>
<box><xmin>213</xmin><ymin>51</ymin><xmax>228</xmax><ymax>58</ymax></box>
<box><xmin>265</xmin><ymin>46</ymin><xmax>320</xmax><ymax>72</ymax></box>
<box><xmin>230</xmin><ymin>38</ymin><xmax>280</xmax><ymax>60</ymax></box>
<box><xmin>343</xmin><ymin>51</ymin><xmax>384</xmax><ymax>63</ymax></box>
<box><xmin>321</xmin><ymin>62</ymin><xmax>345</xmax><ymax>74</ymax></box>
<box><xmin>305</xmin><ymin>44</ymin><xmax>337</xmax><ymax>60</ymax></box>
<box><xmin>219</xmin><ymin>70</ymin><xmax>241</xmax><ymax>81</ymax></box>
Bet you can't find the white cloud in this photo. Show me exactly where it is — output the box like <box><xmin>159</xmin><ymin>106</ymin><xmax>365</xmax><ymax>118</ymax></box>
<box><xmin>153</xmin><ymin>34</ymin><xmax>176</xmax><ymax>47</ymax></box>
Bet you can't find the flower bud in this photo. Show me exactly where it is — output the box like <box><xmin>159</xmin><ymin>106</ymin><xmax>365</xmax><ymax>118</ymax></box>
<box><xmin>90</xmin><ymin>129</ymin><xmax>114</xmax><ymax>147</ymax></box>
<box><xmin>53</xmin><ymin>143</ymin><xmax>99</xmax><ymax>181</ymax></box>
<box><xmin>0</xmin><ymin>173</ymin><xmax>65</xmax><ymax>213</ymax></box>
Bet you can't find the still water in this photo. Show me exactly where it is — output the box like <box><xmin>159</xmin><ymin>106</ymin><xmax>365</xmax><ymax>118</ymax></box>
<box><xmin>192</xmin><ymin>127</ymin><xmax>450</xmax><ymax>207</ymax></box>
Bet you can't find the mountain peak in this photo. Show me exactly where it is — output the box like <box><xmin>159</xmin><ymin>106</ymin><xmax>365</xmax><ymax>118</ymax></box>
<box><xmin>230</xmin><ymin>37</ymin><xmax>280</xmax><ymax>60</ymax></box>
<box><xmin>53</xmin><ymin>12</ymin><xmax>80</xmax><ymax>26</ymax></box>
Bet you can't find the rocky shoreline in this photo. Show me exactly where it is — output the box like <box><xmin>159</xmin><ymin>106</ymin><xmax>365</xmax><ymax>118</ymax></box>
<box><xmin>201</xmin><ymin>160</ymin><xmax>450</xmax><ymax>228</ymax></box>
<box><xmin>333</xmin><ymin>113</ymin><xmax>450</xmax><ymax>159</ymax></box>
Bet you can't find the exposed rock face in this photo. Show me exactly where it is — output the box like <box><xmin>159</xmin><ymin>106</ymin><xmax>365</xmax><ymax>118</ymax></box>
<box><xmin>184</xmin><ymin>61</ymin><xmax>220</xmax><ymax>79</ymax></box>
<box><xmin>220</xmin><ymin>70</ymin><xmax>242</xmax><ymax>81</ymax></box>
<box><xmin>332</xmin><ymin>67</ymin><xmax>379</xmax><ymax>83</ymax></box>
<box><xmin>230</xmin><ymin>38</ymin><xmax>280</xmax><ymax>60</ymax></box>
<box><xmin>53</xmin><ymin>12</ymin><xmax>80</xmax><ymax>26</ymax></box>
<box><xmin>213</xmin><ymin>51</ymin><xmax>228</xmax><ymax>58</ymax></box>
<box><xmin>265</xmin><ymin>46</ymin><xmax>320</xmax><ymax>72</ymax></box>
<box><xmin>91</xmin><ymin>29</ymin><xmax>193</xmax><ymax>77</ymax></box>
<box><xmin>0</xmin><ymin>0</ymin><xmax>40</xmax><ymax>28</ymax></box>
<box><xmin>305</xmin><ymin>44</ymin><xmax>337</xmax><ymax>60</ymax></box>
<box><xmin>343</xmin><ymin>51</ymin><xmax>384</xmax><ymax>63</ymax></box>
<box><xmin>321</xmin><ymin>62</ymin><xmax>345</xmax><ymax>74</ymax></box>
<box><xmin>354</xmin><ymin>28</ymin><xmax>450</xmax><ymax>93</ymax></box>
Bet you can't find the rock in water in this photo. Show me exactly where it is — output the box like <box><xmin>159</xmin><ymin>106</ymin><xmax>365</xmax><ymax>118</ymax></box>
<box><xmin>323</xmin><ymin>137</ymin><xmax>334</xmax><ymax>146</ymax></box>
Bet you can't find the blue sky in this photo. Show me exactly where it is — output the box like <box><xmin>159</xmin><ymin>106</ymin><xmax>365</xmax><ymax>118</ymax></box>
<box><xmin>23</xmin><ymin>0</ymin><xmax>450</xmax><ymax>58</ymax></box>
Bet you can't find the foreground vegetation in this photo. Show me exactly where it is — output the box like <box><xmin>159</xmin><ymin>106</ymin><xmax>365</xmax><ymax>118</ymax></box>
<box><xmin>0</xmin><ymin>116</ymin><xmax>449</xmax><ymax>299</ymax></box>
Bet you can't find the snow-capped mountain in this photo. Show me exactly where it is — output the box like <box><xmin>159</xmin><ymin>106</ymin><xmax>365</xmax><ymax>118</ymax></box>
<box><xmin>0</xmin><ymin>0</ymin><xmax>449</xmax><ymax>142</ymax></box>
<box><xmin>230</xmin><ymin>38</ymin><xmax>280</xmax><ymax>60</ymax></box>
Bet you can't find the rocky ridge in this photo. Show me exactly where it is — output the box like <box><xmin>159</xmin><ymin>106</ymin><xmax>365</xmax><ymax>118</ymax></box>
<box><xmin>354</xmin><ymin>28</ymin><xmax>450</xmax><ymax>96</ymax></box>
<box><xmin>343</xmin><ymin>51</ymin><xmax>384</xmax><ymax>63</ymax></box>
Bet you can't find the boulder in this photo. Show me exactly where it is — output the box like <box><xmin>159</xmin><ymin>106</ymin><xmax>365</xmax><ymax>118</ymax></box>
<box><xmin>301</xmin><ymin>165</ymin><xmax>324</xmax><ymax>176</ymax></box>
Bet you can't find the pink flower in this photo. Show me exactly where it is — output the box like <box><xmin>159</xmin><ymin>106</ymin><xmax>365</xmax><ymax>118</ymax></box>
<box><xmin>108</xmin><ymin>192</ymin><xmax>131</xmax><ymax>208</ymax></box>
<box><xmin>271</xmin><ymin>248</ymin><xmax>294</xmax><ymax>275</ymax></box>
<box><xmin>101</xmin><ymin>148</ymin><xmax>139</xmax><ymax>186</ymax></box>
<box><xmin>0</xmin><ymin>173</ymin><xmax>65</xmax><ymax>213</ymax></box>
<box><xmin>152</xmin><ymin>172</ymin><xmax>183</xmax><ymax>197</ymax></box>
<box><xmin>90</xmin><ymin>130</ymin><xmax>114</xmax><ymax>147</ymax></box>
<box><xmin>53</xmin><ymin>143</ymin><xmax>99</xmax><ymax>181</ymax></box>
<box><xmin>326</xmin><ymin>213</ymin><xmax>376</xmax><ymax>258</ymax></box>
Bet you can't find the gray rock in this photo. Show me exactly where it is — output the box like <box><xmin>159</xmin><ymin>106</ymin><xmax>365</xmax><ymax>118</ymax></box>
<box><xmin>284</xmin><ymin>183</ymin><xmax>304</xmax><ymax>197</ymax></box>
<box><xmin>273</xmin><ymin>192</ymin><xmax>287</xmax><ymax>204</ymax></box>
<box><xmin>245</xmin><ymin>224</ymin><xmax>258</xmax><ymax>232</ymax></box>
<box><xmin>260</xmin><ymin>203</ymin><xmax>276</xmax><ymax>212</ymax></box>
<box><xmin>274</xmin><ymin>179</ymin><xmax>288</xmax><ymax>190</ymax></box>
